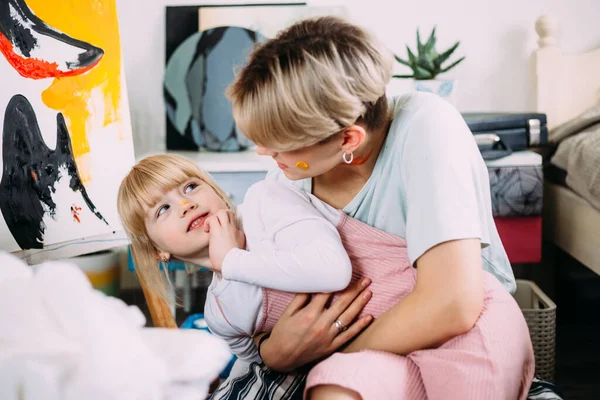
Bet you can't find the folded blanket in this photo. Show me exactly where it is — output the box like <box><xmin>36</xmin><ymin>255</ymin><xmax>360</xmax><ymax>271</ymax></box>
<box><xmin>549</xmin><ymin>103</ymin><xmax>600</xmax><ymax>211</ymax></box>
<box><xmin>0</xmin><ymin>252</ymin><xmax>231</xmax><ymax>400</ymax></box>
<box><xmin>549</xmin><ymin>103</ymin><xmax>600</xmax><ymax>144</ymax></box>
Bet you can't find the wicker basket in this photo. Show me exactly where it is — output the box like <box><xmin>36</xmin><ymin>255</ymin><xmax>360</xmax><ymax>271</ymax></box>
<box><xmin>512</xmin><ymin>279</ymin><xmax>557</xmax><ymax>382</ymax></box>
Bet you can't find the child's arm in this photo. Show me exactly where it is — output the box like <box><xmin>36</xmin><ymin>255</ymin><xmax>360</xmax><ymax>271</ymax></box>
<box><xmin>221</xmin><ymin>181</ymin><xmax>352</xmax><ymax>293</ymax></box>
<box><xmin>203</xmin><ymin>278</ymin><xmax>263</xmax><ymax>363</ymax></box>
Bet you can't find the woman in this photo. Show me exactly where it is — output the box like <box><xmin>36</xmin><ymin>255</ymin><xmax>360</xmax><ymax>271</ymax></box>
<box><xmin>213</xmin><ymin>16</ymin><xmax>527</xmax><ymax>400</ymax></box>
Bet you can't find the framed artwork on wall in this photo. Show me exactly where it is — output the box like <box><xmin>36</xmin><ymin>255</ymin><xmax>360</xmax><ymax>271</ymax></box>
<box><xmin>164</xmin><ymin>3</ymin><xmax>346</xmax><ymax>152</ymax></box>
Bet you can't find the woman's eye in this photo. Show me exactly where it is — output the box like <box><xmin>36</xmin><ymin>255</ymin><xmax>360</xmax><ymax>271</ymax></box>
<box><xmin>184</xmin><ymin>183</ymin><xmax>197</xmax><ymax>193</ymax></box>
<box><xmin>157</xmin><ymin>205</ymin><xmax>169</xmax><ymax>217</ymax></box>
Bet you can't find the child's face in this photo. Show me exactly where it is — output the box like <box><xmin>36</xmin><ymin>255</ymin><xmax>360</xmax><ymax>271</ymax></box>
<box><xmin>144</xmin><ymin>178</ymin><xmax>229</xmax><ymax>261</ymax></box>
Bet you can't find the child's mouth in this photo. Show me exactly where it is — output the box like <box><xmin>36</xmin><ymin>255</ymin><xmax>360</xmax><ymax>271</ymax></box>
<box><xmin>188</xmin><ymin>213</ymin><xmax>209</xmax><ymax>231</ymax></box>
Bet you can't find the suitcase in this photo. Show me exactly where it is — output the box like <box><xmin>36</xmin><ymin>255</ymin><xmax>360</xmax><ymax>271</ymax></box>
<box><xmin>485</xmin><ymin>151</ymin><xmax>543</xmax><ymax>217</ymax></box>
<box><xmin>462</xmin><ymin>112</ymin><xmax>548</xmax><ymax>160</ymax></box>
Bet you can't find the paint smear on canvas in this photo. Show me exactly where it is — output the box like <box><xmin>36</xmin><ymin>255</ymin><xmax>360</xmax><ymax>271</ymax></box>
<box><xmin>0</xmin><ymin>94</ymin><xmax>109</xmax><ymax>249</ymax></box>
<box><xmin>0</xmin><ymin>0</ymin><xmax>104</xmax><ymax>79</ymax></box>
<box><xmin>27</xmin><ymin>0</ymin><xmax>123</xmax><ymax>177</ymax></box>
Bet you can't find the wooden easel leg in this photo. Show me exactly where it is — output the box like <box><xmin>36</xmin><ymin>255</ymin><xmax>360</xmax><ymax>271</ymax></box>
<box><xmin>140</xmin><ymin>278</ymin><xmax>177</xmax><ymax>328</ymax></box>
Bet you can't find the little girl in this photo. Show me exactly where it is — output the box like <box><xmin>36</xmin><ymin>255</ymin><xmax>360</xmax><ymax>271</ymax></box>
<box><xmin>118</xmin><ymin>154</ymin><xmax>534</xmax><ymax>399</ymax></box>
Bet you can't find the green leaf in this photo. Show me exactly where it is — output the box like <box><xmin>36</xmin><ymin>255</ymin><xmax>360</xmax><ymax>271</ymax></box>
<box><xmin>406</xmin><ymin>46</ymin><xmax>417</xmax><ymax>66</ymax></box>
<box><xmin>416</xmin><ymin>28</ymin><xmax>424</xmax><ymax>54</ymax></box>
<box><xmin>414</xmin><ymin>66</ymin><xmax>433</xmax><ymax>79</ymax></box>
<box><xmin>440</xmin><ymin>56</ymin><xmax>465</xmax><ymax>73</ymax></box>
<box><xmin>394</xmin><ymin>54</ymin><xmax>411</xmax><ymax>67</ymax></box>
<box><xmin>418</xmin><ymin>56</ymin><xmax>435</xmax><ymax>73</ymax></box>
<box><xmin>434</xmin><ymin>41</ymin><xmax>460</xmax><ymax>68</ymax></box>
<box><xmin>392</xmin><ymin>74</ymin><xmax>414</xmax><ymax>79</ymax></box>
<box><xmin>423</xmin><ymin>26</ymin><xmax>437</xmax><ymax>53</ymax></box>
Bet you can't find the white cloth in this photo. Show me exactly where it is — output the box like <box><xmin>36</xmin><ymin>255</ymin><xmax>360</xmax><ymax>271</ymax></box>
<box><xmin>0</xmin><ymin>252</ymin><xmax>231</xmax><ymax>400</ymax></box>
<box><xmin>204</xmin><ymin>181</ymin><xmax>350</xmax><ymax>367</ymax></box>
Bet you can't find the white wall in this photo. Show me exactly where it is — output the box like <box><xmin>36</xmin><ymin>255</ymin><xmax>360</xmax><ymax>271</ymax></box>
<box><xmin>117</xmin><ymin>0</ymin><xmax>600</xmax><ymax>157</ymax></box>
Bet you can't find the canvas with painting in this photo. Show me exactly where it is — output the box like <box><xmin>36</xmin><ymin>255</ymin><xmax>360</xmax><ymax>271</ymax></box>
<box><xmin>164</xmin><ymin>3</ymin><xmax>346</xmax><ymax>152</ymax></box>
<box><xmin>0</xmin><ymin>0</ymin><xmax>134</xmax><ymax>257</ymax></box>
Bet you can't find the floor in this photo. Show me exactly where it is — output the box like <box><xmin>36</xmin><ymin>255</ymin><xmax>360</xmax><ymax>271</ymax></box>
<box><xmin>552</xmin><ymin>249</ymin><xmax>600</xmax><ymax>399</ymax></box>
<box><xmin>120</xmin><ymin>245</ymin><xmax>600</xmax><ymax>399</ymax></box>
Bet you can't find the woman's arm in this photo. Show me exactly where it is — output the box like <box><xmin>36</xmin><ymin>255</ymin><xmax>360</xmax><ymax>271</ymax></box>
<box><xmin>257</xmin><ymin>278</ymin><xmax>374</xmax><ymax>372</ymax></box>
<box><xmin>343</xmin><ymin>238</ymin><xmax>484</xmax><ymax>354</ymax></box>
<box><xmin>340</xmin><ymin>95</ymin><xmax>490</xmax><ymax>354</ymax></box>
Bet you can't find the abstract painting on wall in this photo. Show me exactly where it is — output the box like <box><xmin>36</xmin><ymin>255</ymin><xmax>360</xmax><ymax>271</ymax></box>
<box><xmin>0</xmin><ymin>0</ymin><xmax>135</xmax><ymax>254</ymax></box>
<box><xmin>164</xmin><ymin>3</ymin><xmax>346</xmax><ymax>152</ymax></box>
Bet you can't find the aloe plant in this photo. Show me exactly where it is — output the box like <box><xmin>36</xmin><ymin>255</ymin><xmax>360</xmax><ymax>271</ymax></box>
<box><xmin>393</xmin><ymin>27</ymin><xmax>465</xmax><ymax>80</ymax></box>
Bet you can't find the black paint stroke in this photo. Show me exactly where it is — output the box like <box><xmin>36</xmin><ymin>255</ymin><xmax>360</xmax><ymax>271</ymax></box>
<box><xmin>0</xmin><ymin>0</ymin><xmax>103</xmax><ymax>69</ymax></box>
<box><xmin>1</xmin><ymin>94</ymin><xmax>109</xmax><ymax>250</ymax></box>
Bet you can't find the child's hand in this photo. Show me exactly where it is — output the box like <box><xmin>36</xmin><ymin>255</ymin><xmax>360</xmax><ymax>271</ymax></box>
<box><xmin>204</xmin><ymin>210</ymin><xmax>245</xmax><ymax>272</ymax></box>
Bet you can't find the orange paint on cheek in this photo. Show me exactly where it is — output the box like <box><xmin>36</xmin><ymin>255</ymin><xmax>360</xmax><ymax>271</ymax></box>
<box><xmin>295</xmin><ymin>161</ymin><xmax>309</xmax><ymax>171</ymax></box>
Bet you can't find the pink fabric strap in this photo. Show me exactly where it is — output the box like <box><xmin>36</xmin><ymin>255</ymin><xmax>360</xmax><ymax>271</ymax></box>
<box><xmin>255</xmin><ymin>211</ymin><xmax>413</xmax><ymax>334</ymax></box>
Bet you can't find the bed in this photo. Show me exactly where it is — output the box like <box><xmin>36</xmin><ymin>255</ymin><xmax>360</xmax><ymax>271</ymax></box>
<box><xmin>534</xmin><ymin>15</ymin><xmax>600</xmax><ymax>276</ymax></box>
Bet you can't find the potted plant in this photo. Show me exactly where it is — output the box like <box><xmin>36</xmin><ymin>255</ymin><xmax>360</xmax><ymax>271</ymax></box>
<box><xmin>393</xmin><ymin>27</ymin><xmax>465</xmax><ymax>105</ymax></box>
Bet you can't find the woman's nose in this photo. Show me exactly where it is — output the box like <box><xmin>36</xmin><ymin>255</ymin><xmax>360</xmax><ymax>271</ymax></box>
<box><xmin>256</xmin><ymin>145</ymin><xmax>277</xmax><ymax>157</ymax></box>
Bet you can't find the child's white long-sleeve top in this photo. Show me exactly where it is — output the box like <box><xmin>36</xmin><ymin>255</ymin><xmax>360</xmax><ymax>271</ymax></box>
<box><xmin>203</xmin><ymin>180</ymin><xmax>349</xmax><ymax>367</ymax></box>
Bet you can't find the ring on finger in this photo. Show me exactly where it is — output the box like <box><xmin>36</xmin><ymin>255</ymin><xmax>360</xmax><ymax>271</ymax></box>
<box><xmin>334</xmin><ymin>319</ymin><xmax>348</xmax><ymax>333</ymax></box>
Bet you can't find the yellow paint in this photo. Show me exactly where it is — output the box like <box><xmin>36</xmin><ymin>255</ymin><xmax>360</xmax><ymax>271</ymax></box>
<box><xmin>295</xmin><ymin>161</ymin><xmax>309</xmax><ymax>171</ymax></box>
<box><xmin>28</xmin><ymin>0</ymin><xmax>122</xmax><ymax>180</ymax></box>
<box><xmin>84</xmin><ymin>264</ymin><xmax>119</xmax><ymax>287</ymax></box>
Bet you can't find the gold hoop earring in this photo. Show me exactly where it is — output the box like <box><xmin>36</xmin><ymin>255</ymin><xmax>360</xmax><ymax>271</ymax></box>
<box><xmin>342</xmin><ymin>152</ymin><xmax>354</xmax><ymax>164</ymax></box>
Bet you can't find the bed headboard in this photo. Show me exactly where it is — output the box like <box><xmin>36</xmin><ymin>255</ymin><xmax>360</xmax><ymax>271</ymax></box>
<box><xmin>534</xmin><ymin>15</ymin><xmax>600</xmax><ymax>132</ymax></box>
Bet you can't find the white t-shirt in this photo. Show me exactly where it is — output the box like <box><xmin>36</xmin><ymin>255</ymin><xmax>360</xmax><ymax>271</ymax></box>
<box><xmin>204</xmin><ymin>181</ymin><xmax>349</xmax><ymax>369</ymax></box>
<box><xmin>268</xmin><ymin>92</ymin><xmax>515</xmax><ymax>292</ymax></box>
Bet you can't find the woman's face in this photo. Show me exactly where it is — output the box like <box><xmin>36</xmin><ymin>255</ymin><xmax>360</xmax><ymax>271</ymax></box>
<box><xmin>256</xmin><ymin>134</ymin><xmax>349</xmax><ymax>180</ymax></box>
<box><xmin>144</xmin><ymin>178</ymin><xmax>228</xmax><ymax>260</ymax></box>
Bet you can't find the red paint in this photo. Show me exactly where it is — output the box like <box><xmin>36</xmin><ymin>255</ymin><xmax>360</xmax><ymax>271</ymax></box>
<box><xmin>71</xmin><ymin>205</ymin><xmax>82</xmax><ymax>223</ymax></box>
<box><xmin>340</xmin><ymin>151</ymin><xmax>372</xmax><ymax>166</ymax></box>
<box><xmin>0</xmin><ymin>32</ymin><xmax>101</xmax><ymax>79</ymax></box>
<box><xmin>350</xmin><ymin>151</ymin><xmax>372</xmax><ymax>166</ymax></box>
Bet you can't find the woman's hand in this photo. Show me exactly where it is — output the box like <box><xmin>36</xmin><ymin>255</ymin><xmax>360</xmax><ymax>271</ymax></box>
<box><xmin>205</xmin><ymin>210</ymin><xmax>245</xmax><ymax>272</ymax></box>
<box><xmin>256</xmin><ymin>278</ymin><xmax>373</xmax><ymax>372</ymax></box>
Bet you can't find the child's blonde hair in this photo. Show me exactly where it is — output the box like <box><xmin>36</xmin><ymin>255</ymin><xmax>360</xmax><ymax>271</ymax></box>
<box><xmin>117</xmin><ymin>154</ymin><xmax>233</xmax><ymax>306</ymax></box>
<box><xmin>227</xmin><ymin>16</ymin><xmax>393</xmax><ymax>152</ymax></box>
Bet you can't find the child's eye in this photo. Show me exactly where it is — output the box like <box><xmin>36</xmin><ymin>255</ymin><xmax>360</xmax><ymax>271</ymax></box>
<box><xmin>184</xmin><ymin>183</ymin><xmax>198</xmax><ymax>193</ymax></box>
<box><xmin>156</xmin><ymin>204</ymin><xmax>169</xmax><ymax>217</ymax></box>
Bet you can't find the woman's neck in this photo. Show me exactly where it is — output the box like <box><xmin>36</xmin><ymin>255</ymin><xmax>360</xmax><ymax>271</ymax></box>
<box><xmin>311</xmin><ymin>121</ymin><xmax>390</xmax><ymax>209</ymax></box>
<box><xmin>317</xmin><ymin>121</ymin><xmax>390</xmax><ymax>188</ymax></box>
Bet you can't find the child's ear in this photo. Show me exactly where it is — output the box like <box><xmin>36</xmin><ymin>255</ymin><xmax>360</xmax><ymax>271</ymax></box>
<box><xmin>155</xmin><ymin>250</ymin><xmax>171</xmax><ymax>263</ymax></box>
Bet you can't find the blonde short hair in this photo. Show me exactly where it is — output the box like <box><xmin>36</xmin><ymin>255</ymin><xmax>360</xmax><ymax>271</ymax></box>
<box><xmin>117</xmin><ymin>154</ymin><xmax>233</xmax><ymax>306</ymax></box>
<box><xmin>227</xmin><ymin>16</ymin><xmax>393</xmax><ymax>151</ymax></box>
